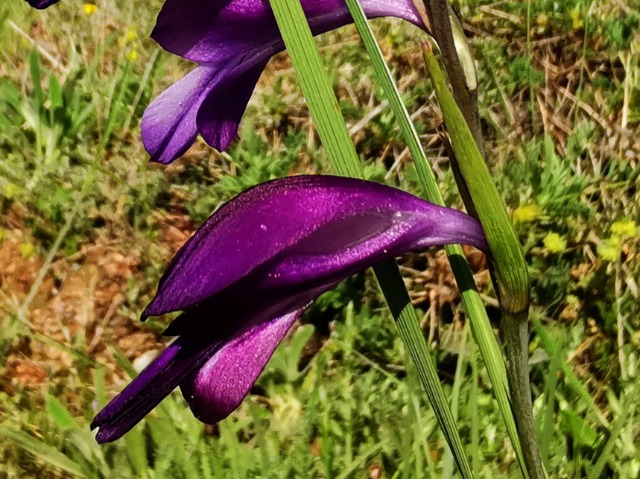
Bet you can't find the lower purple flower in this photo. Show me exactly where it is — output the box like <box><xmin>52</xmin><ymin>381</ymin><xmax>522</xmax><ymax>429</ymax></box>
<box><xmin>91</xmin><ymin>175</ymin><xmax>487</xmax><ymax>443</ymax></box>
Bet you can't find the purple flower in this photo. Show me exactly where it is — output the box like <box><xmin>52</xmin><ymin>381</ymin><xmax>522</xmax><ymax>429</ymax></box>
<box><xmin>91</xmin><ymin>175</ymin><xmax>486</xmax><ymax>443</ymax></box>
<box><xmin>25</xmin><ymin>0</ymin><xmax>59</xmax><ymax>8</ymax></box>
<box><xmin>142</xmin><ymin>0</ymin><xmax>423</xmax><ymax>164</ymax></box>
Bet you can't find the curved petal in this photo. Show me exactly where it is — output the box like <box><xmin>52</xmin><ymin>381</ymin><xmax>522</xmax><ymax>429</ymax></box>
<box><xmin>91</xmin><ymin>335</ymin><xmax>223</xmax><ymax>443</ymax></box>
<box><xmin>180</xmin><ymin>309</ymin><xmax>302</xmax><ymax>423</ymax></box>
<box><xmin>143</xmin><ymin>175</ymin><xmax>486</xmax><ymax>317</ymax></box>
<box><xmin>196</xmin><ymin>58</ymin><xmax>270</xmax><ymax>152</ymax></box>
<box><xmin>141</xmin><ymin>66</ymin><xmax>218</xmax><ymax>164</ymax></box>
<box><xmin>152</xmin><ymin>0</ymin><xmax>277</xmax><ymax>64</ymax></box>
<box><xmin>147</xmin><ymin>0</ymin><xmax>425</xmax><ymax>162</ymax></box>
<box><xmin>93</xmin><ymin>290</ymin><xmax>315</xmax><ymax>442</ymax></box>
<box><xmin>153</xmin><ymin>0</ymin><xmax>422</xmax><ymax>64</ymax></box>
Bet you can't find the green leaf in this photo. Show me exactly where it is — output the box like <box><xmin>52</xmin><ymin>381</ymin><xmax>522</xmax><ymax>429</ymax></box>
<box><xmin>29</xmin><ymin>50</ymin><xmax>44</xmax><ymax>114</ymax></box>
<box><xmin>341</xmin><ymin>2</ymin><xmax>526</xmax><ymax>476</ymax></box>
<box><xmin>0</xmin><ymin>427</ymin><xmax>87</xmax><ymax>478</ymax></box>
<box><xmin>124</xmin><ymin>425</ymin><xmax>150</xmax><ymax>477</ymax></box>
<box><xmin>46</xmin><ymin>394</ymin><xmax>77</xmax><ymax>432</ymax></box>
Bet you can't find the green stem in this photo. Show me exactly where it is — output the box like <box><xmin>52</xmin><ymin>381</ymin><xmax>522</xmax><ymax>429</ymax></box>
<box><xmin>503</xmin><ymin>314</ymin><xmax>546</xmax><ymax>478</ymax></box>
<box><xmin>422</xmin><ymin>44</ymin><xmax>546</xmax><ymax>479</ymax></box>
<box><xmin>342</xmin><ymin>1</ymin><xmax>527</xmax><ymax>476</ymax></box>
<box><xmin>414</xmin><ymin>0</ymin><xmax>483</xmax><ymax>153</ymax></box>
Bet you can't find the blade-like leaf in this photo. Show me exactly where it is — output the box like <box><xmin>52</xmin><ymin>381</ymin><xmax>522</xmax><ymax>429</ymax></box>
<box><xmin>0</xmin><ymin>427</ymin><xmax>87</xmax><ymax>478</ymax></box>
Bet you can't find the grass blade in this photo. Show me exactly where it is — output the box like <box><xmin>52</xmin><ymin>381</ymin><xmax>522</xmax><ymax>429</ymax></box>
<box><xmin>0</xmin><ymin>427</ymin><xmax>87</xmax><ymax>478</ymax></box>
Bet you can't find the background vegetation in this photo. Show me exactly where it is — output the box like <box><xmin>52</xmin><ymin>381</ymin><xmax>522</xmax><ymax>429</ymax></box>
<box><xmin>0</xmin><ymin>0</ymin><xmax>638</xmax><ymax>477</ymax></box>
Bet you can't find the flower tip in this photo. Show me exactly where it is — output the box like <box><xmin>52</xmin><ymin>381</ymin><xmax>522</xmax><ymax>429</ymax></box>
<box><xmin>89</xmin><ymin>417</ymin><xmax>117</xmax><ymax>444</ymax></box>
<box><xmin>93</xmin><ymin>427</ymin><xmax>118</xmax><ymax>444</ymax></box>
<box><xmin>140</xmin><ymin>309</ymin><xmax>151</xmax><ymax>322</ymax></box>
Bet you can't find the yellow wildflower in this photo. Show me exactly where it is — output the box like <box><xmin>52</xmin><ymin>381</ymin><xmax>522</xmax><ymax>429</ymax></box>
<box><xmin>543</xmin><ymin>232</ymin><xmax>567</xmax><ymax>254</ymax></box>
<box><xmin>597</xmin><ymin>236</ymin><xmax>621</xmax><ymax>262</ymax></box>
<box><xmin>4</xmin><ymin>183</ymin><xmax>19</xmax><ymax>199</ymax></box>
<box><xmin>19</xmin><ymin>242</ymin><xmax>36</xmax><ymax>258</ymax></box>
<box><xmin>513</xmin><ymin>204</ymin><xmax>541</xmax><ymax>223</ymax></box>
<box><xmin>569</xmin><ymin>7</ymin><xmax>583</xmax><ymax>30</ymax></box>
<box><xmin>126</xmin><ymin>27</ymin><xmax>138</xmax><ymax>42</ymax></box>
<box><xmin>611</xmin><ymin>219</ymin><xmax>638</xmax><ymax>238</ymax></box>
<box><xmin>126</xmin><ymin>50</ymin><xmax>139</xmax><ymax>62</ymax></box>
<box><xmin>83</xmin><ymin>3</ymin><xmax>97</xmax><ymax>16</ymax></box>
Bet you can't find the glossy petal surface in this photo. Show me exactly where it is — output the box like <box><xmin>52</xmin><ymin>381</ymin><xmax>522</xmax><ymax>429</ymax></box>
<box><xmin>91</xmin><ymin>334</ymin><xmax>224</xmax><ymax>443</ymax></box>
<box><xmin>143</xmin><ymin>175</ymin><xmax>486</xmax><ymax>318</ymax></box>
<box><xmin>93</xmin><ymin>176</ymin><xmax>486</xmax><ymax>443</ymax></box>
<box><xmin>152</xmin><ymin>0</ymin><xmax>421</xmax><ymax>64</ymax></box>
<box><xmin>180</xmin><ymin>309</ymin><xmax>303</xmax><ymax>423</ymax></box>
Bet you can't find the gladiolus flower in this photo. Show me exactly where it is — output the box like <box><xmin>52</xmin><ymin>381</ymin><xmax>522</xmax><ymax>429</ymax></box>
<box><xmin>142</xmin><ymin>0</ymin><xmax>423</xmax><ymax>163</ymax></box>
<box><xmin>91</xmin><ymin>175</ymin><xmax>486</xmax><ymax>443</ymax></box>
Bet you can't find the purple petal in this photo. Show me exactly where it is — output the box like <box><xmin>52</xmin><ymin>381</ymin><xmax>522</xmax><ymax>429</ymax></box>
<box><xmin>144</xmin><ymin>175</ymin><xmax>487</xmax><ymax>318</ymax></box>
<box><xmin>152</xmin><ymin>0</ymin><xmax>422</xmax><ymax>64</ymax></box>
<box><xmin>93</xmin><ymin>177</ymin><xmax>487</xmax><ymax>442</ymax></box>
<box><xmin>25</xmin><ymin>0</ymin><xmax>59</xmax><ymax>8</ymax></box>
<box><xmin>146</xmin><ymin>0</ymin><xmax>424</xmax><ymax>162</ymax></box>
<box><xmin>196</xmin><ymin>58</ymin><xmax>270</xmax><ymax>152</ymax></box>
<box><xmin>141</xmin><ymin>66</ymin><xmax>218</xmax><ymax>164</ymax></box>
<box><xmin>91</xmin><ymin>335</ymin><xmax>223</xmax><ymax>443</ymax></box>
<box><xmin>180</xmin><ymin>309</ymin><xmax>302</xmax><ymax>423</ymax></box>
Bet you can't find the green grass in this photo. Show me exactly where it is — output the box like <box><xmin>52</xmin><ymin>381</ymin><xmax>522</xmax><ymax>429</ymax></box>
<box><xmin>0</xmin><ymin>0</ymin><xmax>638</xmax><ymax>477</ymax></box>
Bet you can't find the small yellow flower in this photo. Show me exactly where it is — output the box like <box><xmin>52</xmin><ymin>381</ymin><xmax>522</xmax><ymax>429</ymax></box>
<box><xmin>19</xmin><ymin>242</ymin><xmax>36</xmax><ymax>258</ymax></box>
<box><xmin>611</xmin><ymin>219</ymin><xmax>637</xmax><ymax>238</ymax></box>
<box><xmin>536</xmin><ymin>13</ymin><xmax>549</xmax><ymax>27</ymax></box>
<box><xmin>126</xmin><ymin>27</ymin><xmax>138</xmax><ymax>42</ymax></box>
<box><xmin>83</xmin><ymin>3</ymin><xmax>97</xmax><ymax>16</ymax></box>
<box><xmin>119</xmin><ymin>27</ymin><xmax>138</xmax><ymax>47</ymax></box>
<box><xmin>4</xmin><ymin>183</ymin><xmax>19</xmax><ymax>199</ymax></box>
<box><xmin>543</xmin><ymin>232</ymin><xmax>567</xmax><ymax>254</ymax></box>
<box><xmin>569</xmin><ymin>7</ymin><xmax>583</xmax><ymax>30</ymax></box>
<box><xmin>597</xmin><ymin>236</ymin><xmax>621</xmax><ymax>262</ymax></box>
<box><xmin>513</xmin><ymin>204</ymin><xmax>541</xmax><ymax>223</ymax></box>
<box><xmin>126</xmin><ymin>50</ymin><xmax>139</xmax><ymax>62</ymax></box>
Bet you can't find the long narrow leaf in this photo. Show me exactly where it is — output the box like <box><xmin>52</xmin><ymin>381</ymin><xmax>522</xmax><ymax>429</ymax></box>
<box><xmin>0</xmin><ymin>427</ymin><xmax>87</xmax><ymax>478</ymax></box>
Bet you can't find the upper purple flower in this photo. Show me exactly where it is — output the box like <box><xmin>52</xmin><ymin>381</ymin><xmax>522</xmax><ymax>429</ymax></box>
<box><xmin>25</xmin><ymin>0</ymin><xmax>59</xmax><ymax>8</ymax></box>
<box><xmin>142</xmin><ymin>0</ymin><xmax>423</xmax><ymax>163</ymax></box>
<box><xmin>91</xmin><ymin>175</ymin><xmax>486</xmax><ymax>443</ymax></box>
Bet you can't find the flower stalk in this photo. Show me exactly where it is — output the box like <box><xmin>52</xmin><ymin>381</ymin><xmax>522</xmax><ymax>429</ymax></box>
<box><xmin>422</xmin><ymin>42</ymin><xmax>546</xmax><ymax>478</ymax></box>
<box><xmin>413</xmin><ymin>0</ymin><xmax>482</xmax><ymax>153</ymax></box>
<box><xmin>342</xmin><ymin>1</ymin><xmax>528</xmax><ymax>476</ymax></box>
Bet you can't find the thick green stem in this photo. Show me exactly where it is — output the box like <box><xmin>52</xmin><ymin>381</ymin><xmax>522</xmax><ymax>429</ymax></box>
<box><xmin>503</xmin><ymin>313</ymin><xmax>546</xmax><ymax>478</ymax></box>
<box><xmin>422</xmin><ymin>44</ymin><xmax>546</xmax><ymax>479</ymax></box>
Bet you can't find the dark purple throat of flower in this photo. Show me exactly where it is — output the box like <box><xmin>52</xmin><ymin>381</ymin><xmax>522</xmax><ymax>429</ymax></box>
<box><xmin>91</xmin><ymin>175</ymin><xmax>486</xmax><ymax>443</ymax></box>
